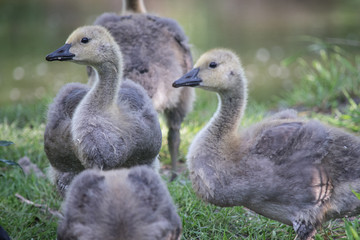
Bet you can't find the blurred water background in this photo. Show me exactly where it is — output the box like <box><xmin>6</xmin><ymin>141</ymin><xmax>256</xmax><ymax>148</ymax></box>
<box><xmin>0</xmin><ymin>0</ymin><xmax>359</xmax><ymax>106</ymax></box>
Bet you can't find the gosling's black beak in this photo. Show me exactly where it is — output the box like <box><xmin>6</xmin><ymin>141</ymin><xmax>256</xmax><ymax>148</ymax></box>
<box><xmin>46</xmin><ymin>44</ymin><xmax>75</xmax><ymax>61</ymax></box>
<box><xmin>173</xmin><ymin>68</ymin><xmax>202</xmax><ymax>88</ymax></box>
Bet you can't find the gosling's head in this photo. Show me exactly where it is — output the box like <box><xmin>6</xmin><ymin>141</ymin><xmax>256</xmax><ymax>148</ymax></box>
<box><xmin>173</xmin><ymin>49</ymin><xmax>246</xmax><ymax>93</ymax></box>
<box><xmin>46</xmin><ymin>25</ymin><xmax>121</xmax><ymax>68</ymax></box>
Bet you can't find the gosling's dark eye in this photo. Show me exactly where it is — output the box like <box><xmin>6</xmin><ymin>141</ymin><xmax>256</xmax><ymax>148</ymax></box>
<box><xmin>209</xmin><ymin>62</ymin><xmax>217</xmax><ymax>68</ymax></box>
<box><xmin>81</xmin><ymin>37</ymin><xmax>90</xmax><ymax>44</ymax></box>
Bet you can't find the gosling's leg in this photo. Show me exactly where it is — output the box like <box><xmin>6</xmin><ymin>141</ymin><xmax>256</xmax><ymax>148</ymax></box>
<box><xmin>293</xmin><ymin>219</ymin><xmax>317</xmax><ymax>240</ymax></box>
<box><xmin>168</xmin><ymin>125</ymin><xmax>181</xmax><ymax>181</ymax></box>
<box><xmin>165</xmin><ymin>87</ymin><xmax>194</xmax><ymax>181</ymax></box>
<box><xmin>164</xmin><ymin>108</ymin><xmax>184</xmax><ymax>181</ymax></box>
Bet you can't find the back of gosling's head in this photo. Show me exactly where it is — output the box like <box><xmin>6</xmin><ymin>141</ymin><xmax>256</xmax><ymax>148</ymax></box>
<box><xmin>57</xmin><ymin>167</ymin><xmax>182</xmax><ymax>240</ymax></box>
<box><xmin>195</xmin><ymin>49</ymin><xmax>242</xmax><ymax>70</ymax></box>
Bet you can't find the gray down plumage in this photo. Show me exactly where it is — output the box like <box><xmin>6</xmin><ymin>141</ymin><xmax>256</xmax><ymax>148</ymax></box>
<box><xmin>45</xmin><ymin>82</ymin><xmax>88</xmax><ymax>173</ymax></box>
<box><xmin>57</xmin><ymin>166</ymin><xmax>182</xmax><ymax>240</ymax></box>
<box><xmin>45</xmin><ymin>26</ymin><xmax>162</xmax><ymax>196</ymax></box>
<box><xmin>173</xmin><ymin>49</ymin><xmax>360</xmax><ymax>240</ymax></box>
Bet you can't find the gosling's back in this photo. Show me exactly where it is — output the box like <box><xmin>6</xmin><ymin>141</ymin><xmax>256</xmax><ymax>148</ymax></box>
<box><xmin>57</xmin><ymin>167</ymin><xmax>182</xmax><ymax>240</ymax></box>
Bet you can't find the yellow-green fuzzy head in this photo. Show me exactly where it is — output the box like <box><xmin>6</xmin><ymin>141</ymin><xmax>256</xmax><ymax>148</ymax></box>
<box><xmin>173</xmin><ymin>49</ymin><xmax>246</xmax><ymax>93</ymax></box>
<box><xmin>46</xmin><ymin>25</ymin><xmax>122</xmax><ymax>67</ymax></box>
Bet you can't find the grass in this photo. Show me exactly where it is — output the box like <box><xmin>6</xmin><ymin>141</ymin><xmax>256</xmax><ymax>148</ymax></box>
<box><xmin>0</xmin><ymin>122</ymin><xmax>59</xmax><ymax>239</ymax></box>
<box><xmin>1</xmin><ymin>43</ymin><xmax>360</xmax><ymax>239</ymax></box>
<box><xmin>314</xmin><ymin>90</ymin><xmax>360</xmax><ymax>133</ymax></box>
<box><xmin>279</xmin><ymin>37</ymin><xmax>360</xmax><ymax>112</ymax></box>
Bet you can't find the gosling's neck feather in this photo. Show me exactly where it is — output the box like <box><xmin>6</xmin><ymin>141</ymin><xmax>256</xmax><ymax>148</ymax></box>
<box><xmin>82</xmin><ymin>56</ymin><xmax>123</xmax><ymax>111</ymax></box>
<box><xmin>187</xmin><ymin>73</ymin><xmax>248</xmax><ymax>204</ymax></box>
<box><xmin>206</xmin><ymin>75</ymin><xmax>248</xmax><ymax>141</ymax></box>
<box><xmin>96</xmin><ymin>62</ymin><xmax>121</xmax><ymax>106</ymax></box>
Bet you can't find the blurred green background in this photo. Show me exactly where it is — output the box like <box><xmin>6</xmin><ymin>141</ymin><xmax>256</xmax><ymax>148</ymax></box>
<box><xmin>0</xmin><ymin>0</ymin><xmax>359</xmax><ymax>106</ymax></box>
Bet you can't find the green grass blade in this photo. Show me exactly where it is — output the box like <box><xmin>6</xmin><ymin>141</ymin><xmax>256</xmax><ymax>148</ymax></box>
<box><xmin>0</xmin><ymin>141</ymin><xmax>14</xmax><ymax>146</ymax></box>
<box><xmin>0</xmin><ymin>158</ymin><xmax>20</xmax><ymax>166</ymax></box>
<box><xmin>345</xmin><ymin>220</ymin><xmax>360</xmax><ymax>240</ymax></box>
<box><xmin>0</xmin><ymin>158</ymin><xmax>24</xmax><ymax>173</ymax></box>
<box><xmin>352</xmin><ymin>190</ymin><xmax>360</xmax><ymax>200</ymax></box>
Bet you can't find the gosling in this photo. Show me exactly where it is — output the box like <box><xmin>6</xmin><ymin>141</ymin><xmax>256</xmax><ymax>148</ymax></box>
<box><xmin>45</xmin><ymin>25</ymin><xmax>162</xmax><ymax>196</ymax></box>
<box><xmin>173</xmin><ymin>48</ymin><xmax>360</xmax><ymax>240</ymax></box>
<box><xmin>57</xmin><ymin>166</ymin><xmax>182</xmax><ymax>240</ymax></box>
<box><xmin>89</xmin><ymin>0</ymin><xmax>195</xmax><ymax>180</ymax></box>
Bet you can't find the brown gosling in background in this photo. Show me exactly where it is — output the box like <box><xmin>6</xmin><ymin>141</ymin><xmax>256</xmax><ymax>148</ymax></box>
<box><xmin>88</xmin><ymin>0</ymin><xmax>195</xmax><ymax>180</ymax></box>
<box><xmin>45</xmin><ymin>25</ymin><xmax>162</xmax><ymax>196</ymax></box>
<box><xmin>173</xmin><ymin>48</ymin><xmax>360</xmax><ymax>240</ymax></box>
<box><xmin>57</xmin><ymin>166</ymin><xmax>182</xmax><ymax>240</ymax></box>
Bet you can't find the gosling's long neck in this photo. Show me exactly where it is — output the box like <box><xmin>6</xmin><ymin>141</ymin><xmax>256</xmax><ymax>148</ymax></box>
<box><xmin>206</xmin><ymin>77</ymin><xmax>247</xmax><ymax>142</ymax></box>
<box><xmin>122</xmin><ymin>0</ymin><xmax>146</xmax><ymax>14</ymax></box>
<box><xmin>187</xmin><ymin>76</ymin><xmax>248</xmax><ymax>205</ymax></box>
<box><xmin>83</xmin><ymin>60</ymin><xmax>122</xmax><ymax>111</ymax></box>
